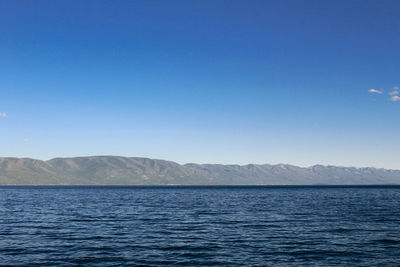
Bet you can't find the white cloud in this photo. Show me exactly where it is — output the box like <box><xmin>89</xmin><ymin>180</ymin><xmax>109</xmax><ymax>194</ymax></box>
<box><xmin>368</xmin><ymin>86</ymin><xmax>400</xmax><ymax>102</ymax></box>
<box><xmin>0</xmin><ymin>112</ymin><xmax>7</xmax><ymax>117</ymax></box>
<box><xmin>23</xmin><ymin>138</ymin><xmax>29</xmax><ymax>143</ymax></box>
<box><xmin>368</xmin><ymin>89</ymin><xmax>382</xmax><ymax>94</ymax></box>
<box><xmin>390</xmin><ymin>95</ymin><xmax>400</xmax><ymax>102</ymax></box>
<box><xmin>388</xmin><ymin>86</ymin><xmax>399</xmax><ymax>96</ymax></box>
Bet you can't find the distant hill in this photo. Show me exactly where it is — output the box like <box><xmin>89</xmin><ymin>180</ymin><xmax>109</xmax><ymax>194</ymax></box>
<box><xmin>0</xmin><ymin>156</ymin><xmax>399</xmax><ymax>185</ymax></box>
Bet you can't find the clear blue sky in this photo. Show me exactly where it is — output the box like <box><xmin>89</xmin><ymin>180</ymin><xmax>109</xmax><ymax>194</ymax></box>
<box><xmin>1</xmin><ymin>0</ymin><xmax>399</xmax><ymax>168</ymax></box>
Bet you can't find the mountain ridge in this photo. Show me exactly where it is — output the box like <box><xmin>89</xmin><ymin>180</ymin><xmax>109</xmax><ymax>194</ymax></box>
<box><xmin>0</xmin><ymin>156</ymin><xmax>399</xmax><ymax>185</ymax></box>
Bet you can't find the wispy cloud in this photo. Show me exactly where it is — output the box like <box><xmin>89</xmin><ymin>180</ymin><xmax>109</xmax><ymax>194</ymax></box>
<box><xmin>368</xmin><ymin>89</ymin><xmax>383</xmax><ymax>94</ymax></box>
<box><xmin>369</xmin><ymin>86</ymin><xmax>399</xmax><ymax>102</ymax></box>
<box><xmin>388</xmin><ymin>86</ymin><xmax>399</xmax><ymax>96</ymax></box>
<box><xmin>23</xmin><ymin>138</ymin><xmax>29</xmax><ymax>143</ymax></box>
<box><xmin>390</xmin><ymin>95</ymin><xmax>400</xmax><ymax>102</ymax></box>
<box><xmin>0</xmin><ymin>112</ymin><xmax>7</xmax><ymax>117</ymax></box>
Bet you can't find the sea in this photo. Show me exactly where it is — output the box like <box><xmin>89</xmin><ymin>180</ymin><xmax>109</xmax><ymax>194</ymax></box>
<box><xmin>0</xmin><ymin>186</ymin><xmax>399</xmax><ymax>266</ymax></box>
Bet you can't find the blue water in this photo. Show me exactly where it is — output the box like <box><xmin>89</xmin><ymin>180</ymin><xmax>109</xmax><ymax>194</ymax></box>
<box><xmin>1</xmin><ymin>186</ymin><xmax>400</xmax><ymax>266</ymax></box>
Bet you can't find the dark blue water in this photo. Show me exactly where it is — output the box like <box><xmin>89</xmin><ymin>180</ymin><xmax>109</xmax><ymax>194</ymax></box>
<box><xmin>1</xmin><ymin>186</ymin><xmax>400</xmax><ymax>266</ymax></box>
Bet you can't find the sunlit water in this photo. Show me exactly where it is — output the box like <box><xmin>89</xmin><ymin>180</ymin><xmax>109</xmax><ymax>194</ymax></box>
<box><xmin>1</xmin><ymin>186</ymin><xmax>400</xmax><ymax>266</ymax></box>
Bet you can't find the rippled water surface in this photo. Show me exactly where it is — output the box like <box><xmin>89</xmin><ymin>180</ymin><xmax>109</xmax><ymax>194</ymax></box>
<box><xmin>1</xmin><ymin>186</ymin><xmax>400</xmax><ymax>266</ymax></box>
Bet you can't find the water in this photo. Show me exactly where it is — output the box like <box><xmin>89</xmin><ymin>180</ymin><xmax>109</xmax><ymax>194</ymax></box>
<box><xmin>1</xmin><ymin>186</ymin><xmax>400</xmax><ymax>266</ymax></box>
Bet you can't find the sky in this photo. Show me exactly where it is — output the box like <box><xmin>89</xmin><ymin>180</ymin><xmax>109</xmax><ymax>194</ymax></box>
<box><xmin>0</xmin><ymin>0</ymin><xmax>399</xmax><ymax>168</ymax></box>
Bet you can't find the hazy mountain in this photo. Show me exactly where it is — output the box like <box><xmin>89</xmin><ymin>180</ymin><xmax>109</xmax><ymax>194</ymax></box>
<box><xmin>0</xmin><ymin>156</ymin><xmax>399</xmax><ymax>185</ymax></box>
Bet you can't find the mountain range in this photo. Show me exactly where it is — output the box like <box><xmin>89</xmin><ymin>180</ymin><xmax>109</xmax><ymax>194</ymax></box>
<box><xmin>0</xmin><ymin>156</ymin><xmax>399</xmax><ymax>185</ymax></box>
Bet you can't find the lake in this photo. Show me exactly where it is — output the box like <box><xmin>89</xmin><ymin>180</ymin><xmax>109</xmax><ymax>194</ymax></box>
<box><xmin>1</xmin><ymin>186</ymin><xmax>400</xmax><ymax>266</ymax></box>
